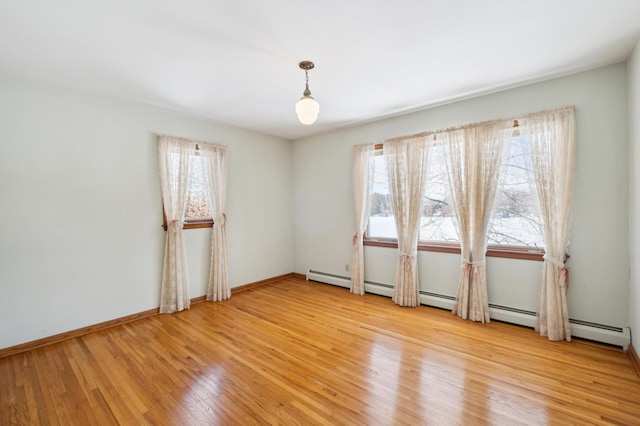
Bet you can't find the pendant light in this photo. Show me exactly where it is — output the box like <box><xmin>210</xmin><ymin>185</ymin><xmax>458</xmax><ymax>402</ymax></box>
<box><xmin>295</xmin><ymin>61</ymin><xmax>319</xmax><ymax>125</ymax></box>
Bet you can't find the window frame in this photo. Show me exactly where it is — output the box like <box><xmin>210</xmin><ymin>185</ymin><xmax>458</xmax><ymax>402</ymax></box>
<box><xmin>363</xmin><ymin>144</ymin><xmax>546</xmax><ymax>261</ymax></box>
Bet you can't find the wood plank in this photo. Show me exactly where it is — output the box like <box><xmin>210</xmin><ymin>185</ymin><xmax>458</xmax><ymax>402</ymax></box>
<box><xmin>1</xmin><ymin>277</ymin><xmax>639</xmax><ymax>425</ymax></box>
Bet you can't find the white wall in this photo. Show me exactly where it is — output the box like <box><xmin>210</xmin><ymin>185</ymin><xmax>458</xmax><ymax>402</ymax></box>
<box><xmin>293</xmin><ymin>63</ymin><xmax>629</xmax><ymax>327</ymax></box>
<box><xmin>0</xmin><ymin>72</ymin><xmax>294</xmax><ymax>349</ymax></box>
<box><xmin>1</xmin><ymin>61</ymin><xmax>632</xmax><ymax>350</ymax></box>
<box><xmin>629</xmin><ymin>40</ymin><xmax>640</xmax><ymax>349</ymax></box>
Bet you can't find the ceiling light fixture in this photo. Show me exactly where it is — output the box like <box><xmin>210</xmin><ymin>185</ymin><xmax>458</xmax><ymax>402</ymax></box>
<box><xmin>295</xmin><ymin>61</ymin><xmax>319</xmax><ymax>125</ymax></box>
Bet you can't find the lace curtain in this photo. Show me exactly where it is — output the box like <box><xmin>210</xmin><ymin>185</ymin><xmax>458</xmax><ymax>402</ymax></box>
<box><xmin>158</xmin><ymin>136</ymin><xmax>193</xmax><ymax>313</ymax></box>
<box><xmin>384</xmin><ymin>137</ymin><xmax>429</xmax><ymax>307</ymax></box>
<box><xmin>525</xmin><ymin>107</ymin><xmax>576</xmax><ymax>341</ymax></box>
<box><xmin>200</xmin><ymin>143</ymin><xmax>231</xmax><ymax>302</ymax></box>
<box><xmin>444</xmin><ymin>122</ymin><xmax>508</xmax><ymax>323</ymax></box>
<box><xmin>350</xmin><ymin>144</ymin><xmax>375</xmax><ymax>295</ymax></box>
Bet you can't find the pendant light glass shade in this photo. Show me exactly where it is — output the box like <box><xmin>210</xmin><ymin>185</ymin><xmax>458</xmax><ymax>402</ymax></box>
<box><xmin>295</xmin><ymin>95</ymin><xmax>319</xmax><ymax>125</ymax></box>
<box><xmin>296</xmin><ymin>61</ymin><xmax>319</xmax><ymax>125</ymax></box>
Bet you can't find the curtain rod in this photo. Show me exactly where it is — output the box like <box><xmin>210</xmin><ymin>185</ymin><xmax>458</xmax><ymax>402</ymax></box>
<box><xmin>379</xmin><ymin>105</ymin><xmax>574</xmax><ymax>145</ymax></box>
<box><xmin>158</xmin><ymin>134</ymin><xmax>227</xmax><ymax>150</ymax></box>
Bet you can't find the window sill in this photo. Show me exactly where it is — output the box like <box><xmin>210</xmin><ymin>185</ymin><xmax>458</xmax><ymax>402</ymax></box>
<box><xmin>162</xmin><ymin>220</ymin><xmax>213</xmax><ymax>231</ymax></box>
<box><xmin>363</xmin><ymin>238</ymin><xmax>545</xmax><ymax>261</ymax></box>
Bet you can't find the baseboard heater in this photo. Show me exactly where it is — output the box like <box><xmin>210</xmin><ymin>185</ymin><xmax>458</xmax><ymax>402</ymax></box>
<box><xmin>306</xmin><ymin>269</ymin><xmax>630</xmax><ymax>350</ymax></box>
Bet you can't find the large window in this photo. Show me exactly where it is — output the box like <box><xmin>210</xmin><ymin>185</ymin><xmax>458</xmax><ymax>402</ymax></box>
<box><xmin>366</xmin><ymin>136</ymin><xmax>544</xmax><ymax>256</ymax></box>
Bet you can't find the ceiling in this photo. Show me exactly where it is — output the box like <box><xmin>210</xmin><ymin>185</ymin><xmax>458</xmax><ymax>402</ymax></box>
<box><xmin>1</xmin><ymin>1</ymin><xmax>640</xmax><ymax>141</ymax></box>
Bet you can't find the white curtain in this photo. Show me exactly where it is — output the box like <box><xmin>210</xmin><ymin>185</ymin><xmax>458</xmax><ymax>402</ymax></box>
<box><xmin>385</xmin><ymin>137</ymin><xmax>429</xmax><ymax>307</ymax></box>
<box><xmin>525</xmin><ymin>107</ymin><xmax>576</xmax><ymax>341</ymax></box>
<box><xmin>158</xmin><ymin>136</ymin><xmax>193</xmax><ymax>313</ymax></box>
<box><xmin>444</xmin><ymin>122</ymin><xmax>507</xmax><ymax>323</ymax></box>
<box><xmin>200</xmin><ymin>143</ymin><xmax>231</xmax><ymax>302</ymax></box>
<box><xmin>350</xmin><ymin>144</ymin><xmax>375</xmax><ymax>295</ymax></box>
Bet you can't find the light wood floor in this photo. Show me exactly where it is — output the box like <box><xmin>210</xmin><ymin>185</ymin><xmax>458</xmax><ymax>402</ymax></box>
<box><xmin>2</xmin><ymin>277</ymin><xmax>640</xmax><ymax>425</ymax></box>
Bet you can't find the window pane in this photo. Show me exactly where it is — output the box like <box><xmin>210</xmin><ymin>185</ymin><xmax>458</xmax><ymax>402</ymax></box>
<box><xmin>368</xmin><ymin>153</ymin><xmax>396</xmax><ymax>238</ymax></box>
<box><xmin>185</xmin><ymin>155</ymin><xmax>212</xmax><ymax>221</ymax></box>
<box><xmin>488</xmin><ymin>136</ymin><xmax>543</xmax><ymax>248</ymax></box>
<box><xmin>420</xmin><ymin>143</ymin><xmax>458</xmax><ymax>242</ymax></box>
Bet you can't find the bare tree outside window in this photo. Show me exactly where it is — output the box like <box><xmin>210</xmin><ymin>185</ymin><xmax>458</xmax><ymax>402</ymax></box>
<box><xmin>488</xmin><ymin>136</ymin><xmax>543</xmax><ymax>247</ymax></box>
<box><xmin>420</xmin><ymin>142</ymin><xmax>458</xmax><ymax>242</ymax></box>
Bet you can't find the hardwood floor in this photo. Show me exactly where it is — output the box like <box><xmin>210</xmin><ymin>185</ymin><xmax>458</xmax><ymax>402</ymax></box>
<box><xmin>2</xmin><ymin>277</ymin><xmax>640</xmax><ymax>425</ymax></box>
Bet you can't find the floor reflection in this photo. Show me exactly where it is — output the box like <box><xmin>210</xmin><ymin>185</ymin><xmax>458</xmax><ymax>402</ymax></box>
<box><xmin>364</xmin><ymin>333</ymin><xmax>552</xmax><ymax>424</ymax></box>
<box><xmin>178</xmin><ymin>364</ymin><xmax>227</xmax><ymax>424</ymax></box>
<box><xmin>365</xmin><ymin>338</ymin><xmax>401</xmax><ymax>420</ymax></box>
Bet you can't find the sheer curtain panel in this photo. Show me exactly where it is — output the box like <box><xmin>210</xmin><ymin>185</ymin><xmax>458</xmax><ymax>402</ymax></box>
<box><xmin>384</xmin><ymin>137</ymin><xmax>429</xmax><ymax>307</ymax></box>
<box><xmin>350</xmin><ymin>144</ymin><xmax>375</xmax><ymax>295</ymax></box>
<box><xmin>158</xmin><ymin>136</ymin><xmax>193</xmax><ymax>313</ymax></box>
<box><xmin>525</xmin><ymin>107</ymin><xmax>576</xmax><ymax>341</ymax></box>
<box><xmin>200</xmin><ymin>143</ymin><xmax>231</xmax><ymax>302</ymax></box>
<box><xmin>444</xmin><ymin>122</ymin><xmax>507</xmax><ymax>323</ymax></box>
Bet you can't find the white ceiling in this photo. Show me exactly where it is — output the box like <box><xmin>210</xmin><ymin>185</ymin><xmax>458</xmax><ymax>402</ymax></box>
<box><xmin>1</xmin><ymin>1</ymin><xmax>640</xmax><ymax>140</ymax></box>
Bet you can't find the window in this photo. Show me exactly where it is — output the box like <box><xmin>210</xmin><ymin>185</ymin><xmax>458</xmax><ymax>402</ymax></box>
<box><xmin>365</xmin><ymin>135</ymin><xmax>544</xmax><ymax>259</ymax></box>
<box><xmin>184</xmin><ymin>153</ymin><xmax>213</xmax><ymax>223</ymax></box>
<box><xmin>369</xmin><ymin>143</ymin><xmax>458</xmax><ymax>242</ymax></box>
<box><xmin>162</xmin><ymin>145</ymin><xmax>214</xmax><ymax>230</ymax></box>
<box><xmin>488</xmin><ymin>135</ymin><xmax>543</xmax><ymax>248</ymax></box>
<box><xmin>420</xmin><ymin>141</ymin><xmax>458</xmax><ymax>242</ymax></box>
<box><xmin>369</xmin><ymin>152</ymin><xmax>394</xmax><ymax>238</ymax></box>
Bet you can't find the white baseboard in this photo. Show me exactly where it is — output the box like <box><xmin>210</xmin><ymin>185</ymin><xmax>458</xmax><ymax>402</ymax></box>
<box><xmin>306</xmin><ymin>269</ymin><xmax>630</xmax><ymax>349</ymax></box>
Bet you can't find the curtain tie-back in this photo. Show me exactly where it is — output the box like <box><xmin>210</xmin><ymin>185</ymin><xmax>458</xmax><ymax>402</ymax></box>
<box><xmin>214</xmin><ymin>213</ymin><xmax>227</xmax><ymax>226</ymax></box>
<box><xmin>461</xmin><ymin>258</ymin><xmax>485</xmax><ymax>274</ymax></box>
<box><xmin>543</xmin><ymin>254</ymin><xmax>569</xmax><ymax>288</ymax></box>
<box><xmin>168</xmin><ymin>219</ymin><xmax>181</xmax><ymax>233</ymax></box>
<box><xmin>399</xmin><ymin>251</ymin><xmax>415</xmax><ymax>272</ymax></box>
<box><xmin>543</xmin><ymin>254</ymin><xmax>564</xmax><ymax>268</ymax></box>
<box><xmin>352</xmin><ymin>233</ymin><xmax>360</xmax><ymax>246</ymax></box>
<box><xmin>558</xmin><ymin>266</ymin><xmax>570</xmax><ymax>288</ymax></box>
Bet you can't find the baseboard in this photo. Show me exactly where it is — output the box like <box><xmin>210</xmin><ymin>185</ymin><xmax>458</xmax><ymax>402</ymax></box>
<box><xmin>0</xmin><ymin>273</ymin><xmax>294</xmax><ymax>359</ymax></box>
<box><xmin>191</xmin><ymin>295</ymin><xmax>206</xmax><ymax>305</ymax></box>
<box><xmin>306</xmin><ymin>269</ymin><xmax>631</xmax><ymax>349</ymax></box>
<box><xmin>629</xmin><ymin>344</ymin><xmax>640</xmax><ymax>378</ymax></box>
<box><xmin>0</xmin><ymin>307</ymin><xmax>160</xmax><ymax>359</ymax></box>
<box><xmin>231</xmin><ymin>273</ymin><xmax>294</xmax><ymax>294</ymax></box>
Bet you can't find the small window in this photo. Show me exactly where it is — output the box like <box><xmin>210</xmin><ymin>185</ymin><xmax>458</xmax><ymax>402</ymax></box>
<box><xmin>185</xmin><ymin>154</ymin><xmax>213</xmax><ymax>222</ymax></box>
<box><xmin>162</xmin><ymin>146</ymin><xmax>214</xmax><ymax>230</ymax></box>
